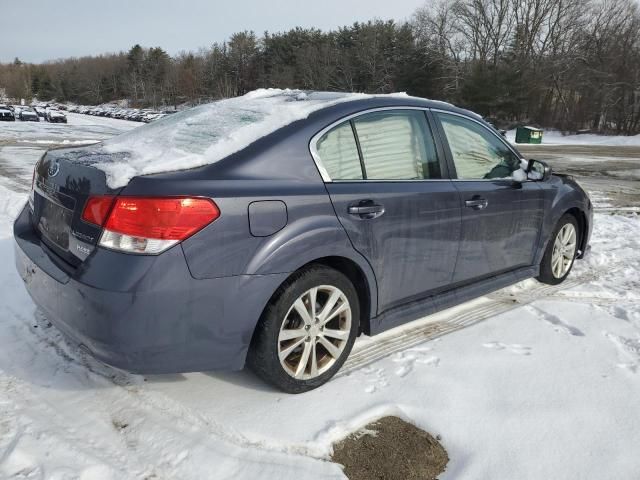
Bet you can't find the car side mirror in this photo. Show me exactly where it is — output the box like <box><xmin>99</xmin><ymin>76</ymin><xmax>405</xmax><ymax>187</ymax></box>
<box><xmin>526</xmin><ymin>159</ymin><xmax>552</xmax><ymax>181</ymax></box>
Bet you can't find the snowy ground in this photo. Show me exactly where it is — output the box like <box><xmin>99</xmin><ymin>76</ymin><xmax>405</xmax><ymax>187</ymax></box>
<box><xmin>1</xmin><ymin>116</ymin><xmax>639</xmax><ymax>479</ymax></box>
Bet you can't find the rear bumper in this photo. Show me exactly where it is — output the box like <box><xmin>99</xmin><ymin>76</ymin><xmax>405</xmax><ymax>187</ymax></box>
<box><xmin>13</xmin><ymin>205</ymin><xmax>288</xmax><ymax>374</ymax></box>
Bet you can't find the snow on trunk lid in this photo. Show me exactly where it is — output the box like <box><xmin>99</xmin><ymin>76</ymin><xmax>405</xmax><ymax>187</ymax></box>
<box><xmin>97</xmin><ymin>89</ymin><xmax>382</xmax><ymax>188</ymax></box>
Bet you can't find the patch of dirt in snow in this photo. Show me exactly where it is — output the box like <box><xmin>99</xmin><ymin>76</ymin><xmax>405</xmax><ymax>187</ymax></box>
<box><xmin>331</xmin><ymin>416</ymin><xmax>448</xmax><ymax>480</ymax></box>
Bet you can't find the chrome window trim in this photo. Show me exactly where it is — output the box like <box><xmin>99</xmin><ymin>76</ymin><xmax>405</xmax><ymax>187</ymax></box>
<box><xmin>309</xmin><ymin>106</ymin><xmax>436</xmax><ymax>183</ymax></box>
<box><xmin>329</xmin><ymin>178</ymin><xmax>452</xmax><ymax>183</ymax></box>
<box><xmin>431</xmin><ymin>108</ymin><xmax>527</xmax><ymax>182</ymax></box>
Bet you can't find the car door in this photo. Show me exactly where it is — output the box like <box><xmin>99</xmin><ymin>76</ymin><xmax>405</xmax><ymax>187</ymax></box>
<box><xmin>433</xmin><ymin>111</ymin><xmax>545</xmax><ymax>284</ymax></box>
<box><xmin>313</xmin><ymin>108</ymin><xmax>462</xmax><ymax>313</ymax></box>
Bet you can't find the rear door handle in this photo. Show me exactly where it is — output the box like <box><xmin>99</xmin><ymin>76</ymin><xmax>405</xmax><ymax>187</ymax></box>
<box><xmin>465</xmin><ymin>198</ymin><xmax>488</xmax><ymax>210</ymax></box>
<box><xmin>348</xmin><ymin>202</ymin><xmax>385</xmax><ymax>219</ymax></box>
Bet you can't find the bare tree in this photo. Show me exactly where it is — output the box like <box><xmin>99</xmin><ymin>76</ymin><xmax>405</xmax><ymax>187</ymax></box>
<box><xmin>1</xmin><ymin>1</ymin><xmax>639</xmax><ymax>133</ymax></box>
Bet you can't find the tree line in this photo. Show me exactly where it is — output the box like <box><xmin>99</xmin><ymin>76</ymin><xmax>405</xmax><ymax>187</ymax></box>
<box><xmin>1</xmin><ymin>0</ymin><xmax>639</xmax><ymax>134</ymax></box>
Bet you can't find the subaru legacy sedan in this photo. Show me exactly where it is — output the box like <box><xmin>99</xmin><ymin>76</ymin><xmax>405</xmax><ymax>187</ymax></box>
<box><xmin>14</xmin><ymin>90</ymin><xmax>592</xmax><ymax>393</ymax></box>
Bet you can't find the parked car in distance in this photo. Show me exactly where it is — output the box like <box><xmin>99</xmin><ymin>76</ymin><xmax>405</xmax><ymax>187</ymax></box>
<box><xmin>0</xmin><ymin>104</ymin><xmax>15</xmax><ymax>121</ymax></box>
<box><xmin>19</xmin><ymin>108</ymin><xmax>40</xmax><ymax>122</ymax></box>
<box><xmin>14</xmin><ymin>91</ymin><xmax>593</xmax><ymax>393</ymax></box>
<box><xmin>58</xmin><ymin>102</ymin><xmax>174</xmax><ymax>123</ymax></box>
<box><xmin>46</xmin><ymin>109</ymin><xmax>67</xmax><ymax>123</ymax></box>
<box><xmin>33</xmin><ymin>106</ymin><xmax>47</xmax><ymax>118</ymax></box>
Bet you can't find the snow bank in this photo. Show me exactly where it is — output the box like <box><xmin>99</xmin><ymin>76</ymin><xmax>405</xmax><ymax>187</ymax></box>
<box><xmin>18</xmin><ymin>139</ymin><xmax>99</xmax><ymax>146</ymax></box>
<box><xmin>99</xmin><ymin>89</ymin><xmax>402</xmax><ymax>188</ymax></box>
<box><xmin>507</xmin><ymin>128</ymin><xmax>640</xmax><ymax>146</ymax></box>
<box><xmin>0</xmin><ymin>184</ymin><xmax>26</xmax><ymax>238</ymax></box>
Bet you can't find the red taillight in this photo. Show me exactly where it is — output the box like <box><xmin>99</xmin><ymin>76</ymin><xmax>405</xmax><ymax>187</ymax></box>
<box><xmin>104</xmin><ymin>197</ymin><xmax>220</xmax><ymax>240</ymax></box>
<box><xmin>83</xmin><ymin>196</ymin><xmax>220</xmax><ymax>255</ymax></box>
<box><xmin>82</xmin><ymin>196</ymin><xmax>116</xmax><ymax>226</ymax></box>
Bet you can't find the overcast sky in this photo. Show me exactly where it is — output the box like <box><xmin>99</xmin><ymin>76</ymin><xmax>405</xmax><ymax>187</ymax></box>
<box><xmin>3</xmin><ymin>0</ymin><xmax>426</xmax><ymax>63</ymax></box>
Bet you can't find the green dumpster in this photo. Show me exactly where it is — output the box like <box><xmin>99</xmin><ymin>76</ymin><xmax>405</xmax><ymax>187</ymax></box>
<box><xmin>515</xmin><ymin>126</ymin><xmax>543</xmax><ymax>144</ymax></box>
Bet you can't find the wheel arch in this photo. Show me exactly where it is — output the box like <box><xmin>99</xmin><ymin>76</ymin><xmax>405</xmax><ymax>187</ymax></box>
<box><xmin>564</xmin><ymin>207</ymin><xmax>589</xmax><ymax>257</ymax></box>
<box><xmin>537</xmin><ymin>205</ymin><xmax>589</xmax><ymax>265</ymax></box>
<box><xmin>245</xmin><ymin>213</ymin><xmax>379</xmax><ymax>326</ymax></box>
<box><xmin>309</xmin><ymin>256</ymin><xmax>374</xmax><ymax>335</ymax></box>
<box><xmin>255</xmin><ymin>255</ymin><xmax>376</xmax><ymax>338</ymax></box>
<box><xmin>537</xmin><ymin>177</ymin><xmax>592</xmax><ymax>265</ymax></box>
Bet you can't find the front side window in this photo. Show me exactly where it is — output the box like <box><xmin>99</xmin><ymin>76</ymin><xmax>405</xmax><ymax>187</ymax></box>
<box><xmin>437</xmin><ymin>113</ymin><xmax>520</xmax><ymax>180</ymax></box>
<box><xmin>315</xmin><ymin>122</ymin><xmax>363</xmax><ymax>180</ymax></box>
<box><xmin>353</xmin><ymin>111</ymin><xmax>440</xmax><ymax>180</ymax></box>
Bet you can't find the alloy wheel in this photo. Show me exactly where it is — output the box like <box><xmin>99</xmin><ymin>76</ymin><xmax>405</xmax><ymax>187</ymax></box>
<box><xmin>551</xmin><ymin>223</ymin><xmax>577</xmax><ymax>278</ymax></box>
<box><xmin>277</xmin><ymin>285</ymin><xmax>352</xmax><ymax>380</ymax></box>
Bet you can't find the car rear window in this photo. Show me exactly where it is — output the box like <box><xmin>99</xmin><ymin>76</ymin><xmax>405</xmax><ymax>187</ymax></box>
<box><xmin>353</xmin><ymin>111</ymin><xmax>440</xmax><ymax>180</ymax></box>
<box><xmin>98</xmin><ymin>89</ymin><xmax>370</xmax><ymax>188</ymax></box>
<box><xmin>316</xmin><ymin>122</ymin><xmax>363</xmax><ymax>180</ymax></box>
<box><xmin>314</xmin><ymin>109</ymin><xmax>441</xmax><ymax>181</ymax></box>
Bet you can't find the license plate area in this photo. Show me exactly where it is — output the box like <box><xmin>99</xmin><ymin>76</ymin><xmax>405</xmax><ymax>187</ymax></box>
<box><xmin>38</xmin><ymin>197</ymin><xmax>75</xmax><ymax>251</ymax></box>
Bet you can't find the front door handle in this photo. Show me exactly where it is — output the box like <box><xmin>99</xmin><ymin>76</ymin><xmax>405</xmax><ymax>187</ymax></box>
<box><xmin>348</xmin><ymin>201</ymin><xmax>385</xmax><ymax>220</ymax></box>
<box><xmin>465</xmin><ymin>197</ymin><xmax>489</xmax><ymax>210</ymax></box>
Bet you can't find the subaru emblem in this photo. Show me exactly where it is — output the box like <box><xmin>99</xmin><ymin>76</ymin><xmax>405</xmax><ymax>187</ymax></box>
<box><xmin>47</xmin><ymin>160</ymin><xmax>60</xmax><ymax>177</ymax></box>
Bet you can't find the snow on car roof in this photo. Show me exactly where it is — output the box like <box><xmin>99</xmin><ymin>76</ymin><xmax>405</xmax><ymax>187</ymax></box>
<box><xmin>97</xmin><ymin>88</ymin><xmax>408</xmax><ymax>188</ymax></box>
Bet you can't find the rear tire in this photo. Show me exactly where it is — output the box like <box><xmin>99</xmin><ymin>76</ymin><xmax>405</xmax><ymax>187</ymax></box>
<box><xmin>537</xmin><ymin>214</ymin><xmax>580</xmax><ymax>285</ymax></box>
<box><xmin>247</xmin><ymin>265</ymin><xmax>359</xmax><ymax>393</ymax></box>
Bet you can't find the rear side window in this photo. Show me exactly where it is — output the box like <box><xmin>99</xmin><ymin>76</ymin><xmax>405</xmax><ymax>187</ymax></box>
<box><xmin>353</xmin><ymin>111</ymin><xmax>440</xmax><ymax>180</ymax></box>
<box><xmin>437</xmin><ymin>112</ymin><xmax>520</xmax><ymax>180</ymax></box>
<box><xmin>315</xmin><ymin>122</ymin><xmax>363</xmax><ymax>180</ymax></box>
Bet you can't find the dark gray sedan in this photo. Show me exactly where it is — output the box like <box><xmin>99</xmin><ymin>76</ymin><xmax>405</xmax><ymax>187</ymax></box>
<box><xmin>14</xmin><ymin>91</ymin><xmax>592</xmax><ymax>392</ymax></box>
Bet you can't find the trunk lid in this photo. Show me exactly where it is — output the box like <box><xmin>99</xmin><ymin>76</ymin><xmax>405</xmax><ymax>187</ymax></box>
<box><xmin>31</xmin><ymin>147</ymin><xmax>122</xmax><ymax>266</ymax></box>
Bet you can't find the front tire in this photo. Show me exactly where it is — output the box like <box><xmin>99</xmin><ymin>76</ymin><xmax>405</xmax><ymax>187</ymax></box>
<box><xmin>537</xmin><ymin>214</ymin><xmax>579</xmax><ymax>285</ymax></box>
<box><xmin>247</xmin><ymin>265</ymin><xmax>359</xmax><ymax>393</ymax></box>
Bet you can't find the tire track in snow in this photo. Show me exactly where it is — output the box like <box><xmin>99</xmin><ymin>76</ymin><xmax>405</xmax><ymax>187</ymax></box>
<box><xmin>603</xmin><ymin>332</ymin><xmax>640</xmax><ymax>373</ymax></box>
<box><xmin>0</xmin><ymin>309</ymin><xmax>158</xmax><ymax>478</ymax></box>
<box><xmin>0</xmin><ymin>370</ymin><xmax>144</xmax><ymax>479</ymax></box>
<box><xmin>524</xmin><ymin>305</ymin><xmax>585</xmax><ymax>336</ymax></box>
<box><xmin>2</xmin><ymin>307</ymin><xmax>342</xmax><ymax>477</ymax></box>
<box><xmin>339</xmin><ymin>273</ymin><xmax>596</xmax><ymax>376</ymax></box>
<box><xmin>340</xmin><ymin>301</ymin><xmax>517</xmax><ymax>376</ymax></box>
<box><xmin>546</xmin><ymin>292</ymin><xmax>640</xmax><ymax>305</ymax></box>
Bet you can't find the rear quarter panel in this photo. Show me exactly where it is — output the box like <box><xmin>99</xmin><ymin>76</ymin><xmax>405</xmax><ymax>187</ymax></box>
<box><xmin>119</xmin><ymin>115</ymin><xmax>380</xmax><ymax>317</ymax></box>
